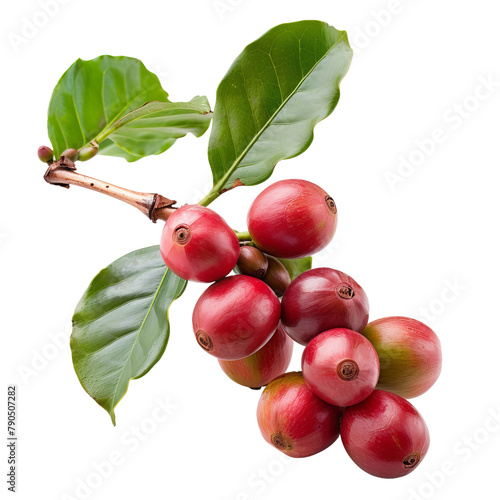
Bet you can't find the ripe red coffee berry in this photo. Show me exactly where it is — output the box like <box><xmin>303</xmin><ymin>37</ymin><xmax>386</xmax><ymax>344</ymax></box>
<box><xmin>281</xmin><ymin>268</ymin><xmax>369</xmax><ymax>345</ymax></box>
<box><xmin>341</xmin><ymin>390</ymin><xmax>430</xmax><ymax>478</ymax></box>
<box><xmin>247</xmin><ymin>179</ymin><xmax>338</xmax><ymax>259</ymax></box>
<box><xmin>257</xmin><ymin>372</ymin><xmax>344</xmax><ymax>458</ymax></box>
<box><xmin>218</xmin><ymin>323</ymin><xmax>293</xmax><ymax>389</ymax></box>
<box><xmin>160</xmin><ymin>204</ymin><xmax>239</xmax><ymax>282</ymax></box>
<box><xmin>362</xmin><ymin>317</ymin><xmax>442</xmax><ymax>399</ymax></box>
<box><xmin>192</xmin><ymin>275</ymin><xmax>281</xmax><ymax>360</ymax></box>
<box><xmin>235</xmin><ymin>246</ymin><xmax>268</xmax><ymax>279</ymax></box>
<box><xmin>302</xmin><ymin>328</ymin><xmax>380</xmax><ymax>407</ymax></box>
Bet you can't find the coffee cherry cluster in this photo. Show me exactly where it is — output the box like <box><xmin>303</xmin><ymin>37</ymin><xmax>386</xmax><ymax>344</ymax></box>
<box><xmin>160</xmin><ymin>178</ymin><xmax>442</xmax><ymax>479</ymax></box>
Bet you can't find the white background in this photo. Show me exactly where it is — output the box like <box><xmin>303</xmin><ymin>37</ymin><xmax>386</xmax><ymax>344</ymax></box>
<box><xmin>1</xmin><ymin>0</ymin><xmax>499</xmax><ymax>499</ymax></box>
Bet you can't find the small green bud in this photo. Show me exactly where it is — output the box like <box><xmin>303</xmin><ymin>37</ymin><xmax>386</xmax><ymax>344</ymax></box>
<box><xmin>78</xmin><ymin>142</ymin><xmax>99</xmax><ymax>162</ymax></box>
<box><xmin>38</xmin><ymin>146</ymin><xmax>54</xmax><ymax>163</ymax></box>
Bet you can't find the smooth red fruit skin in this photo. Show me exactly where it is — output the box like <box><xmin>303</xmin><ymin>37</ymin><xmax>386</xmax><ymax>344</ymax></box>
<box><xmin>362</xmin><ymin>317</ymin><xmax>442</xmax><ymax>399</ymax></box>
<box><xmin>247</xmin><ymin>179</ymin><xmax>338</xmax><ymax>259</ymax></box>
<box><xmin>281</xmin><ymin>268</ymin><xmax>369</xmax><ymax>345</ymax></box>
<box><xmin>218</xmin><ymin>323</ymin><xmax>293</xmax><ymax>389</ymax></box>
<box><xmin>192</xmin><ymin>275</ymin><xmax>281</xmax><ymax>360</ymax></box>
<box><xmin>160</xmin><ymin>204</ymin><xmax>239</xmax><ymax>283</ymax></box>
<box><xmin>302</xmin><ymin>328</ymin><xmax>380</xmax><ymax>407</ymax></box>
<box><xmin>341</xmin><ymin>390</ymin><xmax>430</xmax><ymax>478</ymax></box>
<box><xmin>257</xmin><ymin>372</ymin><xmax>344</xmax><ymax>458</ymax></box>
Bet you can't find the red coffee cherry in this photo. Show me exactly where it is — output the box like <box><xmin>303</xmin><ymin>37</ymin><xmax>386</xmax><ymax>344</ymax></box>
<box><xmin>302</xmin><ymin>328</ymin><xmax>380</xmax><ymax>407</ymax></box>
<box><xmin>341</xmin><ymin>390</ymin><xmax>430</xmax><ymax>478</ymax></box>
<box><xmin>362</xmin><ymin>317</ymin><xmax>442</xmax><ymax>399</ymax></box>
<box><xmin>192</xmin><ymin>275</ymin><xmax>281</xmax><ymax>360</ymax></box>
<box><xmin>257</xmin><ymin>372</ymin><xmax>344</xmax><ymax>458</ymax></box>
<box><xmin>247</xmin><ymin>179</ymin><xmax>338</xmax><ymax>259</ymax></box>
<box><xmin>160</xmin><ymin>204</ymin><xmax>239</xmax><ymax>282</ymax></box>
<box><xmin>218</xmin><ymin>323</ymin><xmax>293</xmax><ymax>389</ymax></box>
<box><xmin>281</xmin><ymin>268</ymin><xmax>369</xmax><ymax>345</ymax></box>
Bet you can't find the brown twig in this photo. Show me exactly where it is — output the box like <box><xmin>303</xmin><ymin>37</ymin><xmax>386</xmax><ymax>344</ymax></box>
<box><xmin>43</xmin><ymin>156</ymin><xmax>177</xmax><ymax>222</ymax></box>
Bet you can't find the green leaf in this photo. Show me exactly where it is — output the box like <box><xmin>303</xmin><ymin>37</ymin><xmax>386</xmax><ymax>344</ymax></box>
<box><xmin>97</xmin><ymin>96</ymin><xmax>212</xmax><ymax>162</ymax></box>
<box><xmin>48</xmin><ymin>55</ymin><xmax>212</xmax><ymax>160</ymax></box>
<box><xmin>71</xmin><ymin>246</ymin><xmax>187</xmax><ymax>425</ymax></box>
<box><xmin>205</xmin><ymin>20</ymin><xmax>353</xmax><ymax>202</ymax></box>
<box><xmin>278</xmin><ymin>257</ymin><xmax>313</xmax><ymax>281</ymax></box>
